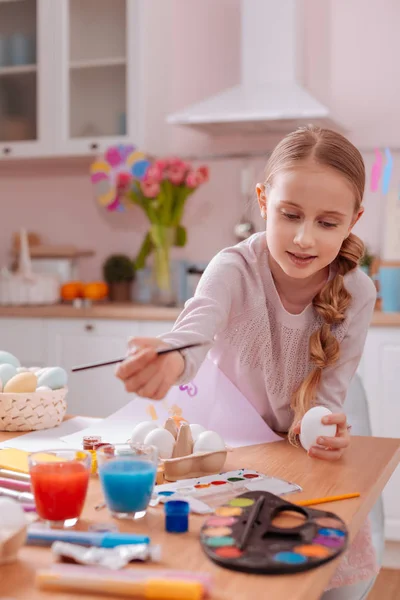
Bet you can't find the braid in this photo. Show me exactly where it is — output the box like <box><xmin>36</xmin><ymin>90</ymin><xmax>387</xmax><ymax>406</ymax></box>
<box><xmin>288</xmin><ymin>233</ymin><xmax>365</xmax><ymax>445</ymax></box>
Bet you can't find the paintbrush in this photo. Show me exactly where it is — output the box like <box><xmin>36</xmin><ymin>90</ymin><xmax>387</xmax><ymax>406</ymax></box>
<box><xmin>71</xmin><ymin>342</ymin><xmax>208</xmax><ymax>372</ymax></box>
<box><xmin>238</xmin><ymin>495</ymin><xmax>265</xmax><ymax>551</ymax></box>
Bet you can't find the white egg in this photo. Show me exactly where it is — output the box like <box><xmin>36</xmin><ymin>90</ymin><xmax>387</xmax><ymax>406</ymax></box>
<box><xmin>189</xmin><ymin>423</ymin><xmax>206</xmax><ymax>442</ymax></box>
<box><xmin>0</xmin><ymin>364</ymin><xmax>17</xmax><ymax>388</ymax></box>
<box><xmin>130</xmin><ymin>421</ymin><xmax>159</xmax><ymax>444</ymax></box>
<box><xmin>193</xmin><ymin>430</ymin><xmax>226</xmax><ymax>454</ymax></box>
<box><xmin>300</xmin><ymin>406</ymin><xmax>337</xmax><ymax>452</ymax></box>
<box><xmin>0</xmin><ymin>497</ymin><xmax>27</xmax><ymax>533</ymax></box>
<box><xmin>36</xmin><ymin>386</ymin><xmax>52</xmax><ymax>392</ymax></box>
<box><xmin>28</xmin><ymin>366</ymin><xmax>42</xmax><ymax>373</ymax></box>
<box><xmin>16</xmin><ymin>367</ymin><xmax>29</xmax><ymax>374</ymax></box>
<box><xmin>144</xmin><ymin>428</ymin><xmax>175</xmax><ymax>459</ymax></box>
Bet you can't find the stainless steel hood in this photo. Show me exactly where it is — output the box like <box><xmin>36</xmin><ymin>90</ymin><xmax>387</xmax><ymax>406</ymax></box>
<box><xmin>167</xmin><ymin>0</ymin><xmax>340</xmax><ymax>135</ymax></box>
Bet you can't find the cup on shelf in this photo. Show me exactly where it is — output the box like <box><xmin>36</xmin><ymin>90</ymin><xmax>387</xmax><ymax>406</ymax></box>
<box><xmin>9</xmin><ymin>33</ymin><xmax>36</xmax><ymax>66</ymax></box>
<box><xmin>379</xmin><ymin>265</ymin><xmax>400</xmax><ymax>312</ymax></box>
<box><xmin>0</xmin><ymin>36</ymin><xmax>9</xmax><ymax>67</ymax></box>
<box><xmin>28</xmin><ymin>449</ymin><xmax>91</xmax><ymax>528</ymax></box>
<box><xmin>97</xmin><ymin>443</ymin><xmax>158</xmax><ymax>520</ymax></box>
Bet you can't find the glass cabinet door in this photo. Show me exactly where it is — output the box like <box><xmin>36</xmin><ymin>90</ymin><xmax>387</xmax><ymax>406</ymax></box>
<box><xmin>67</xmin><ymin>0</ymin><xmax>128</xmax><ymax>146</ymax></box>
<box><xmin>0</xmin><ymin>0</ymin><xmax>38</xmax><ymax>151</ymax></box>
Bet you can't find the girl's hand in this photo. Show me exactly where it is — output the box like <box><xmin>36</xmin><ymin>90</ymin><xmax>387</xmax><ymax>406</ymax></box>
<box><xmin>293</xmin><ymin>412</ymin><xmax>351</xmax><ymax>461</ymax></box>
<box><xmin>115</xmin><ymin>337</ymin><xmax>185</xmax><ymax>400</ymax></box>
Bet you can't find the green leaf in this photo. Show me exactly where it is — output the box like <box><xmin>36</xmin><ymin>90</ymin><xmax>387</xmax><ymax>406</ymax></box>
<box><xmin>175</xmin><ymin>225</ymin><xmax>187</xmax><ymax>247</ymax></box>
<box><xmin>134</xmin><ymin>232</ymin><xmax>153</xmax><ymax>270</ymax></box>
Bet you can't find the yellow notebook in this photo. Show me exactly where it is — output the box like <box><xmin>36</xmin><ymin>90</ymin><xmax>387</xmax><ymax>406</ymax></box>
<box><xmin>0</xmin><ymin>449</ymin><xmax>63</xmax><ymax>474</ymax></box>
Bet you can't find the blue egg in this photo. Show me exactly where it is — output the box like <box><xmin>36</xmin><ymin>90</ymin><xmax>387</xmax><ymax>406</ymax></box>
<box><xmin>0</xmin><ymin>364</ymin><xmax>17</xmax><ymax>388</ymax></box>
<box><xmin>0</xmin><ymin>351</ymin><xmax>20</xmax><ymax>369</ymax></box>
<box><xmin>37</xmin><ymin>366</ymin><xmax>68</xmax><ymax>390</ymax></box>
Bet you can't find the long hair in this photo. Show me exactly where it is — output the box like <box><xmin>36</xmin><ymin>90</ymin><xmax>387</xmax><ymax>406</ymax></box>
<box><xmin>264</xmin><ymin>125</ymin><xmax>365</xmax><ymax>445</ymax></box>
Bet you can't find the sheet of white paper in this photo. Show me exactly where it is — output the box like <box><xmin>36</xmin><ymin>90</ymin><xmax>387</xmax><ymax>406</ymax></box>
<box><xmin>0</xmin><ymin>417</ymin><xmax>102</xmax><ymax>451</ymax></box>
<box><xmin>61</xmin><ymin>358</ymin><xmax>281</xmax><ymax>448</ymax></box>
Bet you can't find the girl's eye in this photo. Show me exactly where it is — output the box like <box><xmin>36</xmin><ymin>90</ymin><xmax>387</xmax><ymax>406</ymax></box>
<box><xmin>320</xmin><ymin>221</ymin><xmax>338</xmax><ymax>229</ymax></box>
<box><xmin>282</xmin><ymin>212</ymin><xmax>300</xmax><ymax>221</ymax></box>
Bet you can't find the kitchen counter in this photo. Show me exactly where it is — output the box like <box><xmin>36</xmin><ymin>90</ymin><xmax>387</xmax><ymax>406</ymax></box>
<box><xmin>0</xmin><ymin>303</ymin><xmax>399</xmax><ymax>325</ymax></box>
<box><xmin>0</xmin><ymin>302</ymin><xmax>182</xmax><ymax>321</ymax></box>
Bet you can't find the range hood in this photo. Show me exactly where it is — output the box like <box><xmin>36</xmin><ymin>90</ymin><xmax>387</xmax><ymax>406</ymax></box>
<box><xmin>167</xmin><ymin>0</ymin><xmax>340</xmax><ymax>135</ymax></box>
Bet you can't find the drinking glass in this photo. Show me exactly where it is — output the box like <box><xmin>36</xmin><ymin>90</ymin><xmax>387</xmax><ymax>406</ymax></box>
<box><xmin>97</xmin><ymin>443</ymin><xmax>158</xmax><ymax>520</ymax></box>
<box><xmin>29</xmin><ymin>449</ymin><xmax>91</xmax><ymax>528</ymax></box>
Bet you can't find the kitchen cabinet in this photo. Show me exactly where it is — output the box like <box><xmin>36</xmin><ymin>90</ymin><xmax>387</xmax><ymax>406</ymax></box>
<box><xmin>360</xmin><ymin>327</ymin><xmax>400</xmax><ymax>541</ymax></box>
<box><xmin>0</xmin><ymin>317</ymin><xmax>175</xmax><ymax>416</ymax></box>
<box><xmin>0</xmin><ymin>0</ymin><xmax>144</xmax><ymax>160</ymax></box>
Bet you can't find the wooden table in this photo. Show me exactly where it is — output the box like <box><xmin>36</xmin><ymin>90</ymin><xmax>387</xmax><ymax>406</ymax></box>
<box><xmin>0</xmin><ymin>430</ymin><xmax>399</xmax><ymax>600</ymax></box>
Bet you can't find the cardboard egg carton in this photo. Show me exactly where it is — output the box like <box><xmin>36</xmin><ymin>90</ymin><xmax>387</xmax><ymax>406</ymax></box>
<box><xmin>161</xmin><ymin>419</ymin><xmax>227</xmax><ymax>482</ymax></box>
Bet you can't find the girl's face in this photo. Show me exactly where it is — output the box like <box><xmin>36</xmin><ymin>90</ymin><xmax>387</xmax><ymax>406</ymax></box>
<box><xmin>257</xmin><ymin>164</ymin><xmax>363</xmax><ymax>280</ymax></box>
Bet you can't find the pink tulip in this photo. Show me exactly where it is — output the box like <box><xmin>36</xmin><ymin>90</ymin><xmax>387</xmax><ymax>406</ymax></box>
<box><xmin>166</xmin><ymin>165</ymin><xmax>187</xmax><ymax>185</ymax></box>
<box><xmin>153</xmin><ymin>159</ymin><xmax>168</xmax><ymax>172</ymax></box>
<box><xmin>185</xmin><ymin>171</ymin><xmax>200</xmax><ymax>188</ymax></box>
<box><xmin>168</xmin><ymin>157</ymin><xmax>191</xmax><ymax>171</ymax></box>
<box><xmin>143</xmin><ymin>164</ymin><xmax>163</xmax><ymax>184</ymax></box>
<box><xmin>140</xmin><ymin>180</ymin><xmax>161</xmax><ymax>198</ymax></box>
<box><xmin>197</xmin><ymin>166</ymin><xmax>209</xmax><ymax>183</ymax></box>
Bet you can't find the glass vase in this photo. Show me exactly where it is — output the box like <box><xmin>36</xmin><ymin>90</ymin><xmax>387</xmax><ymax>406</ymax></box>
<box><xmin>149</xmin><ymin>224</ymin><xmax>176</xmax><ymax>306</ymax></box>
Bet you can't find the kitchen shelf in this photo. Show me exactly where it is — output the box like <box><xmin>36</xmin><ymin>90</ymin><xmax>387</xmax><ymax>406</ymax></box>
<box><xmin>69</xmin><ymin>57</ymin><xmax>126</xmax><ymax>70</ymax></box>
<box><xmin>0</xmin><ymin>64</ymin><xmax>36</xmax><ymax>77</ymax></box>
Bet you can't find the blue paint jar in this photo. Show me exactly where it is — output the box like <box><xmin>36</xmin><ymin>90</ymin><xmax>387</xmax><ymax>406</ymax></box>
<box><xmin>379</xmin><ymin>266</ymin><xmax>400</xmax><ymax>312</ymax></box>
<box><xmin>164</xmin><ymin>499</ymin><xmax>189</xmax><ymax>533</ymax></box>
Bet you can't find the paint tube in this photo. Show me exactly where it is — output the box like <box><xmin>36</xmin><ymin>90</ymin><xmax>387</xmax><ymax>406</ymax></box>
<box><xmin>51</xmin><ymin>542</ymin><xmax>162</xmax><ymax>570</ymax></box>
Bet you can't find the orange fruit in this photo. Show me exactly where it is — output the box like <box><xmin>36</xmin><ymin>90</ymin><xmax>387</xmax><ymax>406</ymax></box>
<box><xmin>83</xmin><ymin>282</ymin><xmax>109</xmax><ymax>301</ymax></box>
<box><xmin>61</xmin><ymin>281</ymin><xmax>84</xmax><ymax>300</ymax></box>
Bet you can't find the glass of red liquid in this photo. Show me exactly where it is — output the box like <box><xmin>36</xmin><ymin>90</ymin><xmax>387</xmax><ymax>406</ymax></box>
<box><xmin>29</xmin><ymin>449</ymin><xmax>91</xmax><ymax>528</ymax></box>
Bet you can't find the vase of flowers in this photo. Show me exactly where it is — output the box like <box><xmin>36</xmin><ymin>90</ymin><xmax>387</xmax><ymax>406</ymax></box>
<box><xmin>119</xmin><ymin>158</ymin><xmax>209</xmax><ymax>306</ymax></box>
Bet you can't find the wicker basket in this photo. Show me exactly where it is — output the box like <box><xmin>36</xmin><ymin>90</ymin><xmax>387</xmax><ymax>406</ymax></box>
<box><xmin>0</xmin><ymin>387</ymin><xmax>68</xmax><ymax>432</ymax></box>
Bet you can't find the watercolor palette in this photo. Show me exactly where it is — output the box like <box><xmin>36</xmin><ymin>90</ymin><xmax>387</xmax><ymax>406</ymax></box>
<box><xmin>200</xmin><ymin>490</ymin><xmax>348</xmax><ymax>574</ymax></box>
<box><xmin>154</xmin><ymin>469</ymin><xmax>301</xmax><ymax>510</ymax></box>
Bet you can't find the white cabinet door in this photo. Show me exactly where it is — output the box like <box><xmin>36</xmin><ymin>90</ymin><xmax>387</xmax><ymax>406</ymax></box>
<box><xmin>362</xmin><ymin>328</ymin><xmax>400</xmax><ymax>541</ymax></box>
<box><xmin>0</xmin><ymin>317</ymin><xmax>47</xmax><ymax>367</ymax></box>
<box><xmin>51</xmin><ymin>0</ymin><xmax>144</xmax><ymax>157</ymax></box>
<box><xmin>0</xmin><ymin>0</ymin><xmax>54</xmax><ymax>159</ymax></box>
<box><xmin>46</xmin><ymin>318</ymin><xmax>175</xmax><ymax>418</ymax></box>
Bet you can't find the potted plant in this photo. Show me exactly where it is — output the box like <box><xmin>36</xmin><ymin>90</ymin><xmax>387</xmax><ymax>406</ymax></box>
<box><xmin>360</xmin><ymin>247</ymin><xmax>374</xmax><ymax>276</ymax></box>
<box><xmin>102</xmin><ymin>254</ymin><xmax>135</xmax><ymax>302</ymax></box>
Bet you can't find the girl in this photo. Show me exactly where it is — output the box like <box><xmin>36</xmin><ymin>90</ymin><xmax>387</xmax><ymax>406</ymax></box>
<box><xmin>117</xmin><ymin>126</ymin><xmax>378</xmax><ymax>598</ymax></box>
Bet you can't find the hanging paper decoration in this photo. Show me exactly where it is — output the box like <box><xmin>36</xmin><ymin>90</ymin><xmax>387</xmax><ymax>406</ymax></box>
<box><xmin>90</xmin><ymin>144</ymin><xmax>151</xmax><ymax>212</ymax></box>
<box><xmin>381</xmin><ymin>147</ymin><xmax>393</xmax><ymax>195</ymax></box>
<box><xmin>370</xmin><ymin>148</ymin><xmax>383</xmax><ymax>192</ymax></box>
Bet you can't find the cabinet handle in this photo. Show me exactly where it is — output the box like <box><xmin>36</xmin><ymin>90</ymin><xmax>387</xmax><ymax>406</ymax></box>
<box><xmin>89</xmin><ymin>142</ymin><xmax>99</xmax><ymax>151</ymax></box>
<box><xmin>85</xmin><ymin>324</ymin><xmax>95</xmax><ymax>332</ymax></box>
<box><xmin>2</xmin><ymin>147</ymin><xmax>11</xmax><ymax>156</ymax></box>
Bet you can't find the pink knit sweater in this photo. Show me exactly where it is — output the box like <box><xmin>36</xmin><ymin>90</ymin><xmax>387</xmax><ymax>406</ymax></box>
<box><xmin>161</xmin><ymin>232</ymin><xmax>378</xmax><ymax>588</ymax></box>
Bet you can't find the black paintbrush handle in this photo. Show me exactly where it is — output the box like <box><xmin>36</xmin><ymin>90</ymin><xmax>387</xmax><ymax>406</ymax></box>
<box><xmin>71</xmin><ymin>342</ymin><xmax>207</xmax><ymax>372</ymax></box>
<box><xmin>238</xmin><ymin>496</ymin><xmax>265</xmax><ymax>551</ymax></box>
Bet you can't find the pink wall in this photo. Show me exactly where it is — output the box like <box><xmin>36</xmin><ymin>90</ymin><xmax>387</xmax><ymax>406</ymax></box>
<box><xmin>0</xmin><ymin>0</ymin><xmax>390</xmax><ymax>281</ymax></box>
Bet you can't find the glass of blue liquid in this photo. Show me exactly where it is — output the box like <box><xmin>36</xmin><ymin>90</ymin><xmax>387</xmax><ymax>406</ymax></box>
<box><xmin>97</xmin><ymin>443</ymin><xmax>158</xmax><ymax>520</ymax></box>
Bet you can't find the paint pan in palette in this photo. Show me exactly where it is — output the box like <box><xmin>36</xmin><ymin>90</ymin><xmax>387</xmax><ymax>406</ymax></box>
<box><xmin>200</xmin><ymin>491</ymin><xmax>348</xmax><ymax>574</ymax></box>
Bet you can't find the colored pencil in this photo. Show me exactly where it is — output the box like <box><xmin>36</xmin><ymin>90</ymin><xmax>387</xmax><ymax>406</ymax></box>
<box><xmin>71</xmin><ymin>342</ymin><xmax>208</xmax><ymax>372</ymax></box>
<box><xmin>294</xmin><ymin>493</ymin><xmax>360</xmax><ymax>507</ymax></box>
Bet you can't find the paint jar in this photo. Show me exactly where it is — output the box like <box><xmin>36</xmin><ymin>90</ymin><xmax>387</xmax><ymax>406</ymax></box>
<box><xmin>82</xmin><ymin>436</ymin><xmax>102</xmax><ymax>475</ymax></box>
<box><xmin>379</xmin><ymin>265</ymin><xmax>400</xmax><ymax>312</ymax></box>
<box><xmin>164</xmin><ymin>499</ymin><xmax>190</xmax><ymax>533</ymax></box>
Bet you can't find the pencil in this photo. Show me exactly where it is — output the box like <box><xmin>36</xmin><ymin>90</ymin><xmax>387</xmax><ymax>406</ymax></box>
<box><xmin>294</xmin><ymin>493</ymin><xmax>360</xmax><ymax>507</ymax></box>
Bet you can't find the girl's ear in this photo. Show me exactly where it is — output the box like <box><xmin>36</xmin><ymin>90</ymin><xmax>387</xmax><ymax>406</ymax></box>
<box><xmin>256</xmin><ymin>184</ymin><xmax>267</xmax><ymax>219</ymax></box>
<box><xmin>348</xmin><ymin>206</ymin><xmax>364</xmax><ymax>234</ymax></box>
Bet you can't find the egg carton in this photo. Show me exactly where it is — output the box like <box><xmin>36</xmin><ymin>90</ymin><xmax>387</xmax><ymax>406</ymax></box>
<box><xmin>161</xmin><ymin>419</ymin><xmax>228</xmax><ymax>482</ymax></box>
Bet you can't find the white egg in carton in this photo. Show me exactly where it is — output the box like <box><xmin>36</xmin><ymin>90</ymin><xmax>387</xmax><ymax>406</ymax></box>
<box><xmin>131</xmin><ymin>419</ymin><xmax>229</xmax><ymax>481</ymax></box>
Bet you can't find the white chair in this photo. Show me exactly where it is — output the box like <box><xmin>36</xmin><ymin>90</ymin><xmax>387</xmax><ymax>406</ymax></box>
<box><xmin>344</xmin><ymin>374</ymin><xmax>385</xmax><ymax>568</ymax></box>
